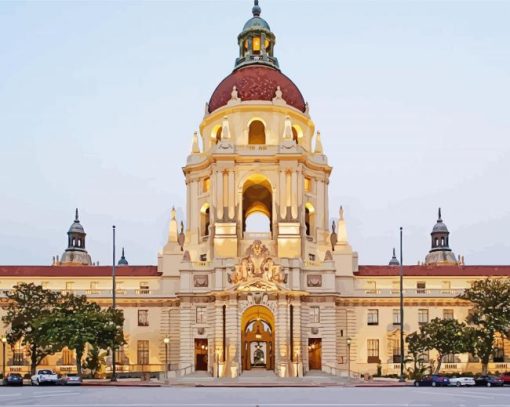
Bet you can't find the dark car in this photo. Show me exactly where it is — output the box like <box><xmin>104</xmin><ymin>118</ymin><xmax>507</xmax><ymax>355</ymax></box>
<box><xmin>59</xmin><ymin>373</ymin><xmax>82</xmax><ymax>386</ymax></box>
<box><xmin>414</xmin><ymin>374</ymin><xmax>450</xmax><ymax>387</ymax></box>
<box><xmin>475</xmin><ymin>375</ymin><xmax>504</xmax><ymax>387</ymax></box>
<box><xmin>500</xmin><ymin>372</ymin><xmax>510</xmax><ymax>385</ymax></box>
<box><xmin>3</xmin><ymin>373</ymin><xmax>23</xmax><ymax>386</ymax></box>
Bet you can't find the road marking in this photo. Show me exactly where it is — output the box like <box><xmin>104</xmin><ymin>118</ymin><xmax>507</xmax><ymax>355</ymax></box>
<box><xmin>31</xmin><ymin>392</ymin><xmax>81</xmax><ymax>398</ymax></box>
<box><xmin>415</xmin><ymin>390</ymin><xmax>494</xmax><ymax>400</ymax></box>
<box><xmin>0</xmin><ymin>404</ymin><xmax>433</xmax><ymax>407</ymax></box>
<box><xmin>0</xmin><ymin>393</ymin><xmax>22</xmax><ymax>397</ymax></box>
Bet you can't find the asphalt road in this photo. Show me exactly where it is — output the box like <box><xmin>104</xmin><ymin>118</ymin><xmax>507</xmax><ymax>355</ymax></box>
<box><xmin>1</xmin><ymin>386</ymin><xmax>510</xmax><ymax>407</ymax></box>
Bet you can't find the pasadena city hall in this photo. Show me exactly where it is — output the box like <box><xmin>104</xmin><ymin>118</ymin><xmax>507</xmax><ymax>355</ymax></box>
<box><xmin>1</xmin><ymin>1</ymin><xmax>509</xmax><ymax>380</ymax></box>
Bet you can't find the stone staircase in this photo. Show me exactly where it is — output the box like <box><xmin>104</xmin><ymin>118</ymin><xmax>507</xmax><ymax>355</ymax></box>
<box><xmin>172</xmin><ymin>368</ymin><xmax>360</xmax><ymax>387</ymax></box>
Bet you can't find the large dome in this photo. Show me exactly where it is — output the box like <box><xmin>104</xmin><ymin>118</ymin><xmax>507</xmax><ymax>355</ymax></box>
<box><xmin>208</xmin><ymin>65</ymin><xmax>306</xmax><ymax>114</ymax></box>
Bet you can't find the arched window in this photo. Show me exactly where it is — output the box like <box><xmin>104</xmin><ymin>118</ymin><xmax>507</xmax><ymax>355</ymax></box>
<box><xmin>292</xmin><ymin>127</ymin><xmax>298</xmax><ymax>144</ymax></box>
<box><xmin>441</xmin><ymin>237</ymin><xmax>445</xmax><ymax>247</ymax></box>
<box><xmin>215</xmin><ymin>127</ymin><xmax>222</xmax><ymax>144</ymax></box>
<box><xmin>200</xmin><ymin>204</ymin><xmax>210</xmax><ymax>237</ymax></box>
<box><xmin>248</xmin><ymin>120</ymin><xmax>266</xmax><ymax>145</ymax></box>
<box><xmin>305</xmin><ymin>203</ymin><xmax>315</xmax><ymax>237</ymax></box>
<box><xmin>435</xmin><ymin>238</ymin><xmax>439</xmax><ymax>247</ymax></box>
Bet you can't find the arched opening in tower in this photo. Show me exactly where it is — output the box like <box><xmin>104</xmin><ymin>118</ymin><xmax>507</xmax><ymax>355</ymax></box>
<box><xmin>242</xmin><ymin>175</ymin><xmax>272</xmax><ymax>236</ymax></box>
<box><xmin>200</xmin><ymin>203</ymin><xmax>210</xmax><ymax>238</ymax></box>
<box><xmin>248</xmin><ymin>120</ymin><xmax>266</xmax><ymax>145</ymax></box>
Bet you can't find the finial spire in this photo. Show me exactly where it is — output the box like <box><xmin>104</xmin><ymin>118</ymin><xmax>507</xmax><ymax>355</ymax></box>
<box><xmin>438</xmin><ymin>207</ymin><xmax>442</xmax><ymax>221</ymax></box>
<box><xmin>339</xmin><ymin>206</ymin><xmax>344</xmax><ymax>221</ymax></box>
<box><xmin>252</xmin><ymin>0</ymin><xmax>261</xmax><ymax>17</ymax></box>
<box><xmin>75</xmin><ymin>208</ymin><xmax>79</xmax><ymax>222</ymax></box>
<box><xmin>122</xmin><ymin>247</ymin><xmax>125</xmax><ymax>257</ymax></box>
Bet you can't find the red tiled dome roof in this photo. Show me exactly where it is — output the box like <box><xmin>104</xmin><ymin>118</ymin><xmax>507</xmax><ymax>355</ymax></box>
<box><xmin>208</xmin><ymin>66</ymin><xmax>306</xmax><ymax>113</ymax></box>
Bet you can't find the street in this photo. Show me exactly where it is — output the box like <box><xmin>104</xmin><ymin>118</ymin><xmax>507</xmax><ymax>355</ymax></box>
<box><xmin>1</xmin><ymin>386</ymin><xmax>510</xmax><ymax>407</ymax></box>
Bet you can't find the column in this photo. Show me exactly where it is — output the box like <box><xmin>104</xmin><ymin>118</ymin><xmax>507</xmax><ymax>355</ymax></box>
<box><xmin>291</xmin><ymin>170</ymin><xmax>297</xmax><ymax>219</ymax></box>
<box><xmin>216</xmin><ymin>170</ymin><xmax>223</xmax><ymax>220</ymax></box>
<box><xmin>228</xmin><ymin>170</ymin><xmax>235</xmax><ymax>219</ymax></box>
<box><xmin>279</xmin><ymin>170</ymin><xmax>286</xmax><ymax>218</ymax></box>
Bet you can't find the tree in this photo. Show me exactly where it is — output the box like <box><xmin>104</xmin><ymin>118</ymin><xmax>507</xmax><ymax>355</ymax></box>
<box><xmin>2</xmin><ymin>283</ymin><xmax>61</xmax><ymax>374</ymax></box>
<box><xmin>83</xmin><ymin>345</ymin><xmax>107</xmax><ymax>378</ymax></box>
<box><xmin>415</xmin><ymin>318</ymin><xmax>469</xmax><ymax>373</ymax></box>
<box><xmin>458</xmin><ymin>278</ymin><xmax>510</xmax><ymax>375</ymax></box>
<box><xmin>37</xmin><ymin>294</ymin><xmax>126</xmax><ymax>375</ymax></box>
<box><xmin>405</xmin><ymin>331</ymin><xmax>430</xmax><ymax>379</ymax></box>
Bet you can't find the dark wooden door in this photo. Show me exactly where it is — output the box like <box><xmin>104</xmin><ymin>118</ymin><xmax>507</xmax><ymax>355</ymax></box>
<box><xmin>194</xmin><ymin>339</ymin><xmax>208</xmax><ymax>371</ymax></box>
<box><xmin>308</xmin><ymin>338</ymin><xmax>322</xmax><ymax>370</ymax></box>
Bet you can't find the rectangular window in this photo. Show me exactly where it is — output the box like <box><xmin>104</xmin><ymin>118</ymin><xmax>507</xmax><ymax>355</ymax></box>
<box><xmin>196</xmin><ymin>306</ymin><xmax>206</xmax><ymax>324</ymax></box>
<box><xmin>418</xmin><ymin>309</ymin><xmax>429</xmax><ymax>325</ymax></box>
<box><xmin>392</xmin><ymin>339</ymin><xmax>401</xmax><ymax>363</ymax></box>
<box><xmin>443</xmin><ymin>309</ymin><xmax>454</xmax><ymax>320</ymax></box>
<box><xmin>62</xmin><ymin>348</ymin><xmax>74</xmax><ymax>365</ymax></box>
<box><xmin>444</xmin><ymin>353</ymin><xmax>456</xmax><ymax>363</ymax></box>
<box><xmin>310</xmin><ymin>306</ymin><xmax>320</xmax><ymax>323</ymax></box>
<box><xmin>115</xmin><ymin>346</ymin><xmax>126</xmax><ymax>365</ymax></box>
<box><xmin>13</xmin><ymin>350</ymin><xmax>24</xmax><ymax>366</ymax></box>
<box><xmin>203</xmin><ymin>177</ymin><xmax>210</xmax><ymax>193</ymax></box>
<box><xmin>392</xmin><ymin>309</ymin><xmax>400</xmax><ymax>325</ymax></box>
<box><xmin>304</xmin><ymin>177</ymin><xmax>312</xmax><ymax>192</ymax></box>
<box><xmin>391</xmin><ymin>281</ymin><xmax>400</xmax><ymax>294</ymax></box>
<box><xmin>417</xmin><ymin>281</ymin><xmax>426</xmax><ymax>294</ymax></box>
<box><xmin>441</xmin><ymin>280</ymin><xmax>451</xmax><ymax>293</ymax></box>
<box><xmin>65</xmin><ymin>281</ymin><xmax>73</xmax><ymax>292</ymax></box>
<box><xmin>137</xmin><ymin>340</ymin><xmax>149</xmax><ymax>365</ymax></box>
<box><xmin>365</xmin><ymin>281</ymin><xmax>377</xmax><ymax>294</ymax></box>
<box><xmin>138</xmin><ymin>310</ymin><xmax>149</xmax><ymax>327</ymax></box>
<box><xmin>139</xmin><ymin>282</ymin><xmax>150</xmax><ymax>294</ymax></box>
<box><xmin>116</xmin><ymin>281</ymin><xmax>124</xmax><ymax>294</ymax></box>
<box><xmin>41</xmin><ymin>281</ymin><xmax>49</xmax><ymax>289</ymax></box>
<box><xmin>367</xmin><ymin>309</ymin><xmax>379</xmax><ymax>325</ymax></box>
<box><xmin>367</xmin><ymin>339</ymin><xmax>379</xmax><ymax>363</ymax></box>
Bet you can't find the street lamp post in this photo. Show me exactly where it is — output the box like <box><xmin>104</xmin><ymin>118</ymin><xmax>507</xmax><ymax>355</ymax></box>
<box><xmin>111</xmin><ymin>225</ymin><xmax>117</xmax><ymax>382</ymax></box>
<box><xmin>1</xmin><ymin>336</ymin><xmax>7</xmax><ymax>379</ymax></box>
<box><xmin>399</xmin><ymin>226</ymin><xmax>405</xmax><ymax>382</ymax></box>
<box><xmin>346</xmin><ymin>337</ymin><xmax>351</xmax><ymax>378</ymax></box>
<box><xmin>163</xmin><ymin>337</ymin><xmax>170</xmax><ymax>380</ymax></box>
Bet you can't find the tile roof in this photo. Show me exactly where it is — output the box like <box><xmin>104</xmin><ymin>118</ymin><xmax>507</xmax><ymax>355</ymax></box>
<box><xmin>0</xmin><ymin>266</ymin><xmax>160</xmax><ymax>277</ymax></box>
<box><xmin>356</xmin><ymin>265</ymin><xmax>510</xmax><ymax>277</ymax></box>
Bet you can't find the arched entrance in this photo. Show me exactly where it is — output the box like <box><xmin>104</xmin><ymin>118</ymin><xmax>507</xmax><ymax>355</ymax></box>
<box><xmin>241</xmin><ymin>305</ymin><xmax>275</xmax><ymax>371</ymax></box>
<box><xmin>242</xmin><ymin>174</ymin><xmax>272</xmax><ymax>235</ymax></box>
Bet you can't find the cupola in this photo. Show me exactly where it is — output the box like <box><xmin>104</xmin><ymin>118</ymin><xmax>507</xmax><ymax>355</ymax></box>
<box><xmin>424</xmin><ymin>208</ymin><xmax>457</xmax><ymax>265</ymax></box>
<box><xmin>235</xmin><ymin>0</ymin><xmax>279</xmax><ymax>71</ymax></box>
<box><xmin>388</xmin><ymin>248</ymin><xmax>400</xmax><ymax>266</ymax></box>
<box><xmin>60</xmin><ymin>208</ymin><xmax>92</xmax><ymax>266</ymax></box>
<box><xmin>118</xmin><ymin>247</ymin><xmax>129</xmax><ymax>266</ymax></box>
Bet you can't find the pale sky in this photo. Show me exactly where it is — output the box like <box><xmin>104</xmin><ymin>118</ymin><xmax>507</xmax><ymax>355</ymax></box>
<box><xmin>1</xmin><ymin>0</ymin><xmax>509</xmax><ymax>266</ymax></box>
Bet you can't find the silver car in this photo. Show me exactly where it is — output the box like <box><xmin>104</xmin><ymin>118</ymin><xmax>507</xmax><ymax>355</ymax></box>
<box><xmin>449</xmin><ymin>376</ymin><xmax>476</xmax><ymax>387</ymax></box>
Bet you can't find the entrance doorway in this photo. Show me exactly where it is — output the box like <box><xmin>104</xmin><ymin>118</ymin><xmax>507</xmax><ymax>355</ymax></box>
<box><xmin>241</xmin><ymin>306</ymin><xmax>275</xmax><ymax>371</ymax></box>
<box><xmin>194</xmin><ymin>339</ymin><xmax>208</xmax><ymax>371</ymax></box>
<box><xmin>308</xmin><ymin>338</ymin><xmax>322</xmax><ymax>370</ymax></box>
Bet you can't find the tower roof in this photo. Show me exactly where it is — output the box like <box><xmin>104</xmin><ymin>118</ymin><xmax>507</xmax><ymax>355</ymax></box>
<box><xmin>208</xmin><ymin>1</ymin><xmax>305</xmax><ymax>114</ymax></box>
<box><xmin>432</xmin><ymin>207</ymin><xmax>449</xmax><ymax>233</ymax></box>
<box><xmin>68</xmin><ymin>208</ymin><xmax>85</xmax><ymax>234</ymax></box>
<box><xmin>389</xmin><ymin>248</ymin><xmax>400</xmax><ymax>266</ymax></box>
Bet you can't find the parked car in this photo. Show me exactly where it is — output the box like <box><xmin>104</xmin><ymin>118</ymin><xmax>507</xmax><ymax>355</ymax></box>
<box><xmin>3</xmin><ymin>373</ymin><xmax>23</xmax><ymax>386</ymax></box>
<box><xmin>475</xmin><ymin>375</ymin><xmax>504</xmax><ymax>387</ymax></box>
<box><xmin>31</xmin><ymin>369</ymin><xmax>58</xmax><ymax>385</ymax></box>
<box><xmin>59</xmin><ymin>373</ymin><xmax>82</xmax><ymax>385</ymax></box>
<box><xmin>500</xmin><ymin>372</ymin><xmax>510</xmax><ymax>385</ymax></box>
<box><xmin>449</xmin><ymin>376</ymin><xmax>476</xmax><ymax>387</ymax></box>
<box><xmin>414</xmin><ymin>374</ymin><xmax>450</xmax><ymax>387</ymax></box>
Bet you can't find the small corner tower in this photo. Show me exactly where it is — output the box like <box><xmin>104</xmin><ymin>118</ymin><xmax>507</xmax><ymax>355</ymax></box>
<box><xmin>60</xmin><ymin>208</ymin><xmax>92</xmax><ymax>266</ymax></box>
<box><xmin>118</xmin><ymin>247</ymin><xmax>129</xmax><ymax>266</ymax></box>
<box><xmin>424</xmin><ymin>208</ymin><xmax>457</xmax><ymax>265</ymax></box>
<box><xmin>389</xmin><ymin>248</ymin><xmax>400</xmax><ymax>266</ymax></box>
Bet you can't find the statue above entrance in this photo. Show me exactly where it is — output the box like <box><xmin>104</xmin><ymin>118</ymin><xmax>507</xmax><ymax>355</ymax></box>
<box><xmin>228</xmin><ymin>240</ymin><xmax>287</xmax><ymax>288</ymax></box>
